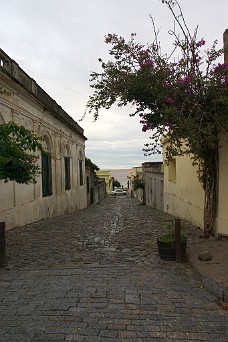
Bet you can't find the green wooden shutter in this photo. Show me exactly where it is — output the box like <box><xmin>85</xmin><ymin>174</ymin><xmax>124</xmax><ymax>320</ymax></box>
<box><xmin>64</xmin><ymin>157</ymin><xmax>71</xmax><ymax>190</ymax></box>
<box><xmin>42</xmin><ymin>153</ymin><xmax>52</xmax><ymax>197</ymax></box>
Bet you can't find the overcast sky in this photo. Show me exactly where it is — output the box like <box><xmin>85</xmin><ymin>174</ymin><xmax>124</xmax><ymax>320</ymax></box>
<box><xmin>1</xmin><ymin>0</ymin><xmax>227</xmax><ymax>169</ymax></box>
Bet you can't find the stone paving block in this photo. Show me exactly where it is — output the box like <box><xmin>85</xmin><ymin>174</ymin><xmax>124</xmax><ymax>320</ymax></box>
<box><xmin>82</xmin><ymin>338</ymin><xmax>102</xmax><ymax>342</ymax></box>
<box><xmin>185</xmin><ymin>332</ymin><xmax>208</xmax><ymax>340</ymax></box>
<box><xmin>148</xmin><ymin>331</ymin><xmax>168</xmax><ymax>339</ymax></box>
<box><xmin>120</xmin><ymin>338</ymin><xmax>144</xmax><ymax>342</ymax></box>
<box><xmin>107</xmin><ymin>323</ymin><xmax>126</xmax><ymax>330</ymax></box>
<box><xmin>118</xmin><ymin>330</ymin><xmax>137</xmax><ymax>338</ymax></box>
<box><xmin>99</xmin><ymin>339</ymin><xmax>119</xmax><ymax>342</ymax></box>
<box><xmin>73</xmin><ymin>327</ymin><xmax>99</xmax><ymax>336</ymax></box>
<box><xmin>65</xmin><ymin>335</ymin><xmax>85</xmax><ymax>341</ymax></box>
<box><xmin>0</xmin><ymin>335</ymin><xmax>21</xmax><ymax>341</ymax></box>
<box><xmin>214</xmin><ymin>324</ymin><xmax>228</xmax><ymax>334</ymax></box>
<box><xmin>99</xmin><ymin>329</ymin><xmax>118</xmax><ymax>338</ymax></box>
<box><xmin>126</xmin><ymin>324</ymin><xmax>145</xmax><ymax>331</ymax></box>
<box><xmin>136</xmin><ymin>330</ymin><xmax>150</xmax><ymax>338</ymax></box>
<box><xmin>206</xmin><ymin>335</ymin><xmax>228</xmax><ymax>342</ymax></box>
<box><xmin>166</xmin><ymin>331</ymin><xmax>188</xmax><ymax>339</ymax></box>
<box><xmin>142</xmin><ymin>323</ymin><xmax>161</xmax><ymax>332</ymax></box>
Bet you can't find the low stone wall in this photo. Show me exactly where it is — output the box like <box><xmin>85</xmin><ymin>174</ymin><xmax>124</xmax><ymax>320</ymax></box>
<box><xmin>134</xmin><ymin>188</ymin><xmax>144</xmax><ymax>203</ymax></box>
<box><xmin>93</xmin><ymin>181</ymin><xmax>106</xmax><ymax>204</ymax></box>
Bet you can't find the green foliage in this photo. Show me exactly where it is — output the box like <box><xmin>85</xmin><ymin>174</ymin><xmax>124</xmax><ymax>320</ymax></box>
<box><xmin>113</xmin><ymin>179</ymin><xmax>121</xmax><ymax>188</ymax></box>
<box><xmin>157</xmin><ymin>234</ymin><xmax>186</xmax><ymax>243</ymax></box>
<box><xmin>85</xmin><ymin>157</ymin><xmax>100</xmax><ymax>177</ymax></box>
<box><xmin>158</xmin><ymin>222</ymin><xmax>186</xmax><ymax>242</ymax></box>
<box><xmin>0</xmin><ymin>121</ymin><xmax>44</xmax><ymax>184</ymax></box>
<box><xmin>133</xmin><ymin>177</ymin><xmax>144</xmax><ymax>190</ymax></box>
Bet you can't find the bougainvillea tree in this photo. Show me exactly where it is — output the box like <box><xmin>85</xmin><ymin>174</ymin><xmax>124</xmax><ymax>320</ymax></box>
<box><xmin>0</xmin><ymin>121</ymin><xmax>44</xmax><ymax>184</ymax></box>
<box><xmin>86</xmin><ymin>0</ymin><xmax>228</xmax><ymax>236</ymax></box>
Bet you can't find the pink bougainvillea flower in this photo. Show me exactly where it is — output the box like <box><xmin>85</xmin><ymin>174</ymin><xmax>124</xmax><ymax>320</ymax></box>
<box><xmin>104</xmin><ymin>34</ymin><xmax>113</xmax><ymax>43</ymax></box>
<box><xmin>214</xmin><ymin>62</ymin><xmax>228</xmax><ymax>72</ymax></box>
<box><xmin>196</xmin><ymin>39</ymin><xmax>206</xmax><ymax>47</ymax></box>
<box><xmin>140</xmin><ymin>59</ymin><xmax>154</xmax><ymax>68</ymax></box>
<box><xmin>167</xmin><ymin>97</ymin><xmax>174</xmax><ymax>103</ymax></box>
<box><xmin>175</xmin><ymin>77</ymin><xmax>191</xmax><ymax>85</ymax></box>
<box><xmin>163</xmin><ymin>80</ymin><xmax>169</xmax><ymax>88</ymax></box>
<box><xmin>183</xmin><ymin>76</ymin><xmax>191</xmax><ymax>84</ymax></box>
<box><xmin>139</xmin><ymin>50</ymin><xmax>150</xmax><ymax>58</ymax></box>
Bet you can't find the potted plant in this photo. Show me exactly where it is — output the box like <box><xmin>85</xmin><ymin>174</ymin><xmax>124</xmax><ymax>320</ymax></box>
<box><xmin>157</xmin><ymin>221</ymin><xmax>187</xmax><ymax>261</ymax></box>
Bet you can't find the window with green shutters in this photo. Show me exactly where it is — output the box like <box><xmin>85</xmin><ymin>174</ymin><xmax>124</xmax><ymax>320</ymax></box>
<box><xmin>79</xmin><ymin>159</ymin><xmax>83</xmax><ymax>186</ymax></box>
<box><xmin>64</xmin><ymin>157</ymin><xmax>71</xmax><ymax>190</ymax></box>
<box><xmin>42</xmin><ymin>152</ymin><xmax>52</xmax><ymax>197</ymax></box>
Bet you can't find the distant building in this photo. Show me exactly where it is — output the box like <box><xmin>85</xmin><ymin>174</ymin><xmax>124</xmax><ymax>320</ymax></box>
<box><xmin>0</xmin><ymin>48</ymin><xmax>87</xmax><ymax>229</ymax></box>
<box><xmin>142</xmin><ymin>162</ymin><xmax>164</xmax><ymax>211</ymax></box>
<box><xmin>128</xmin><ymin>166</ymin><xmax>143</xmax><ymax>201</ymax></box>
<box><xmin>128</xmin><ymin>166</ymin><xmax>142</xmax><ymax>191</ymax></box>
<box><xmin>96</xmin><ymin>170</ymin><xmax>113</xmax><ymax>193</ymax></box>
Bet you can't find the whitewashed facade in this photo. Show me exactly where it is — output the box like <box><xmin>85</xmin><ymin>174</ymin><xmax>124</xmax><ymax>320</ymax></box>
<box><xmin>0</xmin><ymin>49</ymin><xmax>87</xmax><ymax>230</ymax></box>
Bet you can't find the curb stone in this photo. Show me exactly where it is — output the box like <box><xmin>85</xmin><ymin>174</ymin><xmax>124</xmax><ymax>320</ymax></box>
<box><xmin>187</xmin><ymin>254</ymin><xmax>228</xmax><ymax>303</ymax></box>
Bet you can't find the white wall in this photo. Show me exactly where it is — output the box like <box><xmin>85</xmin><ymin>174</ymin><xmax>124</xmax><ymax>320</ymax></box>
<box><xmin>0</xmin><ymin>71</ymin><xmax>87</xmax><ymax>230</ymax></box>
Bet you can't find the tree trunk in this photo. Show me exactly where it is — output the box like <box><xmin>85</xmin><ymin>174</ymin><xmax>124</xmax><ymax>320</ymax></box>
<box><xmin>203</xmin><ymin>146</ymin><xmax>219</xmax><ymax>236</ymax></box>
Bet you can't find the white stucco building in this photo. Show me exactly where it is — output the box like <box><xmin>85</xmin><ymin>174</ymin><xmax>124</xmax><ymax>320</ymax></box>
<box><xmin>0</xmin><ymin>48</ymin><xmax>87</xmax><ymax>230</ymax></box>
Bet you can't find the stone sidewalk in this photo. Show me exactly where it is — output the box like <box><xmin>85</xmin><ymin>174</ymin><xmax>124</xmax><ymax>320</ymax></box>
<box><xmin>0</xmin><ymin>196</ymin><xmax>227</xmax><ymax>341</ymax></box>
<box><xmin>186</xmin><ymin>233</ymin><xmax>228</xmax><ymax>304</ymax></box>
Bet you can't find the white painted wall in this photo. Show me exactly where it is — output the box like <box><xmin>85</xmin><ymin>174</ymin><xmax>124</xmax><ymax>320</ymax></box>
<box><xmin>0</xmin><ymin>70</ymin><xmax>87</xmax><ymax>230</ymax></box>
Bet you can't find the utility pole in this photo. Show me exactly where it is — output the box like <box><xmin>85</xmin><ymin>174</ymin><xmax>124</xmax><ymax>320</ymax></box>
<box><xmin>224</xmin><ymin>29</ymin><xmax>228</xmax><ymax>63</ymax></box>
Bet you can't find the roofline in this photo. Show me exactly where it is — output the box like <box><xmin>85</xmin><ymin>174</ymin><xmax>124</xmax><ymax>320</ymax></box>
<box><xmin>0</xmin><ymin>48</ymin><xmax>87</xmax><ymax>140</ymax></box>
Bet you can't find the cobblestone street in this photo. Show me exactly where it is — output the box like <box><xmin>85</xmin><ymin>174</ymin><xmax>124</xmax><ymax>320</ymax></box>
<box><xmin>0</xmin><ymin>196</ymin><xmax>227</xmax><ymax>341</ymax></box>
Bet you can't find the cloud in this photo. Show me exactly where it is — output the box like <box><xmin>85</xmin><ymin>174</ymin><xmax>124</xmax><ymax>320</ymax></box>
<box><xmin>0</xmin><ymin>0</ymin><xmax>227</xmax><ymax>168</ymax></box>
